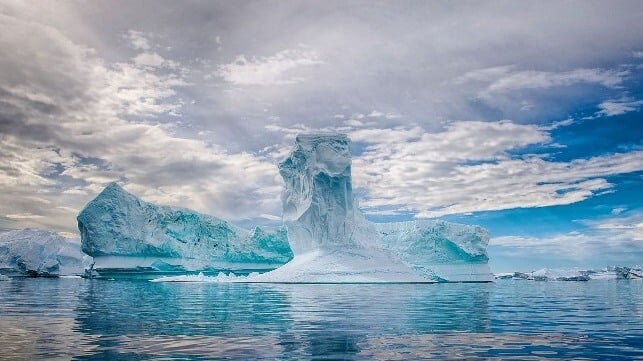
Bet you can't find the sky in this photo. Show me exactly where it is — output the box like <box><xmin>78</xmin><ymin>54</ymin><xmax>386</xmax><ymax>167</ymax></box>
<box><xmin>0</xmin><ymin>0</ymin><xmax>642</xmax><ymax>272</ymax></box>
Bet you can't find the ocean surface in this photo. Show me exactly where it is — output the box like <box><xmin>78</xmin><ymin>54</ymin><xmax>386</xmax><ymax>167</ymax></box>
<box><xmin>0</xmin><ymin>278</ymin><xmax>641</xmax><ymax>360</ymax></box>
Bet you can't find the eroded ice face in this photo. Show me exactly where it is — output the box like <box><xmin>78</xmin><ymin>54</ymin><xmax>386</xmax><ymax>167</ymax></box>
<box><xmin>278</xmin><ymin>133</ymin><xmax>378</xmax><ymax>255</ymax></box>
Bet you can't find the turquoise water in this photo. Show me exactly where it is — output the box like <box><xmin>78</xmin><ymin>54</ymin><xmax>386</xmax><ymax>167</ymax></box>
<box><xmin>0</xmin><ymin>278</ymin><xmax>641</xmax><ymax>360</ymax></box>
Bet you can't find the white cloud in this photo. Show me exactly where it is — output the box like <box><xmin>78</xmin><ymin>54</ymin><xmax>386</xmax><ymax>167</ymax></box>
<box><xmin>596</xmin><ymin>97</ymin><xmax>643</xmax><ymax>117</ymax></box>
<box><xmin>348</xmin><ymin>121</ymin><xmax>643</xmax><ymax>218</ymax></box>
<box><xmin>456</xmin><ymin>66</ymin><xmax>629</xmax><ymax>99</ymax></box>
<box><xmin>215</xmin><ymin>48</ymin><xmax>323</xmax><ymax>85</ymax></box>
<box><xmin>490</xmin><ymin>211</ymin><xmax>643</xmax><ymax>265</ymax></box>
<box><xmin>453</xmin><ymin>65</ymin><xmax>515</xmax><ymax>84</ymax></box>
<box><xmin>366</xmin><ymin>110</ymin><xmax>401</xmax><ymax>119</ymax></box>
<box><xmin>586</xmin><ymin>212</ymin><xmax>643</xmax><ymax>241</ymax></box>
<box><xmin>133</xmin><ymin>52</ymin><xmax>171</xmax><ymax>68</ymax></box>
<box><xmin>611</xmin><ymin>207</ymin><xmax>627</xmax><ymax>215</ymax></box>
<box><xmin>5</xmin><ymin>213</ymin><xmax>44</xmax><ymax>219</ymax></box>
<box><xmin>0</xmin><ymin>10</ymin><xmax>282</xmax><ymax>232</ymax></box>
<box><xmin>487</xmin><ymin>68</ymin><xmax>627</xmax><ymax>92</ymax></box>
<box><xmin>124</xmin><ymin>30</ymin><xmax>151</xmax><ymax>50</ymax></box>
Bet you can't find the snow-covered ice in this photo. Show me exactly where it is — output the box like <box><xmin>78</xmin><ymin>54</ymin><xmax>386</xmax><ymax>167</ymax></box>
<box><xmin>0</xmin><ymin>229</ymin><xmax>91</xmax><ymax>276</ymax></box>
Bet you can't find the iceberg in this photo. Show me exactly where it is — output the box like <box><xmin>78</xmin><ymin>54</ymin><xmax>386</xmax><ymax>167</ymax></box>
<box><xmin>246</xmin><ymin>134</ymin><xmax>427</xmax><ymax>282</ymax></box>
<box><xmin>0</xmin><ymin>229</ymin><xmax>90</xmax><ymax>276</ymax></box>
<box><xmin>83</xmin><ymin>133</ymin><xmax>492</xmax><ymax>283</ymax></box>
<box><xmin>241</xmin><ymin>133</ymin><xmax>490</xmax><ymax>283</ymax></box>
<box><xmin>77</xmin><ymin>183</ymin><xmax>293</xmax><ymax>275</ymax></box>
<box><xmin>376</xmin><ymin>220</ymin><xmax>492</xmax><ymax>282</ymax></box>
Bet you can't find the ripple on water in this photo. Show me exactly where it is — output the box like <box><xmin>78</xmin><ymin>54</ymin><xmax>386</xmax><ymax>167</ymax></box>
<box><xmin>0</xmin><ymin>278</ymin><xmax>641</xmax><ymax>360</ymax></box>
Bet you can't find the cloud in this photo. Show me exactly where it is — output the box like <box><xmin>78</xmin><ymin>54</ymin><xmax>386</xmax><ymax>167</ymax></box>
<box><xmin>124</xmin><ymin>30</ymin><xmax>151</xmax><ymax>50</ymax></box>
<box><xmin>585</xmin><ymin>212</ymin><xmax>643</xmax><ymax>241</ymax></box>
<box><xmin>490</xmin><ymin>211</ymin><xmax>643</xmax><ymax>267</ymax></box>
<box><xmin>5</xmin><ymin>213</ymin><xmax>44</xmax><ymax>220</ymax></box>
<box><xmin>2</xmin><ymin>0</ymin><xmax>643</xmax><ymax>248</ymax></box>
<box><xmin>457</xmin><ymin>66</ymin><xmax>629</xmax><ymax>96</ymax></box>
<box><xmin>366</xmin><ymin>110</ymin><xmax>401</xmax><ymax>119</ymax></box>
<box><xmin>133</xmin><ymin>52</ymin><xmax>173</xmax><ymax>68</ymax></box>
<box><xmin>611</xmin><ymin>207</ymin><xmax>627</xmax><ymax>215</ymax></box>
<box><xmin>0</xmin><ymin>9</ymin><xmax>282</xmax><ymax>232</ymax></box>
<box><xmin>215</xmin><ymin>48</ymin><xmax>323</xmax><ymax>86</ymax></box>
<box><xmin>348</xmin><ymin>121</ymin><xmax>643</xmax><ymax>218</ymax></box>
<box><xmin>450</xmin><ymin>65</ymin><xmax>635</xmax><ymax>120</ymax></box>
<box><xmin>596</xmin><ymin>97</ymin><xmax>643</xmax><ymax>117</ymax></box>
<box><xmin>488</xmin><ymin>68</ymin><xmax>627</xmax><ymax>92</ymax></box>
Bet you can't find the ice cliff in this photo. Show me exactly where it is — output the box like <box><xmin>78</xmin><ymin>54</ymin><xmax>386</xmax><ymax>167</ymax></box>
<box><xmin>78</xmin><ymin>183</ymin><xmax>293</xmax><ymax>273</ymax></box>
<box><xmin>0</xmin><ymin>229</ymin><xmax>90</xmax><ymax>276</ymax></box>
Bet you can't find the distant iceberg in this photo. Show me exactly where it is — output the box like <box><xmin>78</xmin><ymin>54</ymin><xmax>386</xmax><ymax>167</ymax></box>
<box><xmin>77</xmin><ymin>183</ymin><xmax>293</xmax><ymax>275</ymax></box>
<box><xmin>0</xmin><ymin>229</ymin><xmax>91</xmax><ymax>276</ymax></box>
<box><xmin>494</xmin><ymin>266</ymin><xmax>643</xmax><ymax>281</ymax></box>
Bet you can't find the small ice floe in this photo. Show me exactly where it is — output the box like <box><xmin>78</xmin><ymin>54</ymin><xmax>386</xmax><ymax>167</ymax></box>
<box><xmin>150</xmin><ymin>271</ymin><xmax>259</xmax><ymax>283</ymax></box>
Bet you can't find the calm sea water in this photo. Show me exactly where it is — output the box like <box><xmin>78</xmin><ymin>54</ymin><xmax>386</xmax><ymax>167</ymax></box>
<box><xmin>0</xmin><ymin>278</ymin><xmax>641</xmax><ymax>360</ymax></box>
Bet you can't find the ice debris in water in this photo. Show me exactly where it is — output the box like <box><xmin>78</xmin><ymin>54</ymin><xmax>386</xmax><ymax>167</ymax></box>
<box><xmin>151</xmin><ymin>271</ymin><xmax>258</xmax><ymax>283</ymax></box>
<box><xmin>0</xmin><ymin>229</ymin><xmax>91</xmax><ymax>276</ymax></box>
<box><xmin>495</xmin><ymin>266</ymin><xmax>643</xmax><ymax>281</ymax></box>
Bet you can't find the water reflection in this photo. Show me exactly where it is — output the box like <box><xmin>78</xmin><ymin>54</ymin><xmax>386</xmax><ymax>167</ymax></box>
<box><xmin>0</xmin><ymin>278</ymin><xmax>641</xmax><ymax>360</ymax></box>
<box><xmin>74</xmin><ymin>281</ymin><xmax>292</xmax><ymax>336</ymax></box>
<box><xmin>70</xmin><ymin>281</ymin><xmax>492</xmax><ymax>359</ymax></box>
<box><xmin>269</xmin><ymin>283</ymin><xmax>492</xmax><ymax>359</ymax></box>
